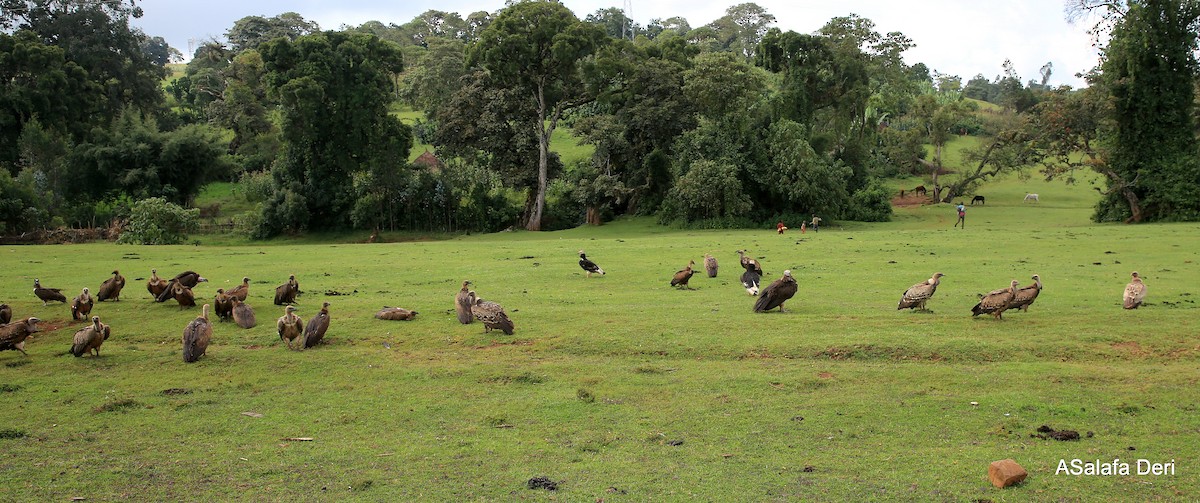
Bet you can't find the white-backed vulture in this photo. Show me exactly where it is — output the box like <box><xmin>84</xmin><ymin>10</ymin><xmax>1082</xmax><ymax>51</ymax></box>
<box><xmin>232</xmin><ymin>298</ymin><xmax>256</xmax><ymax>329</ymax></box>
<box><xmin>972</xmin><ymin>280</ymin><xmax>1020</xmax><ymax>319</ymax></box>
<box><xmin>226</xmin><ymin>277</ymin><xmax>250</xmax><ymax>302</ymax></box>
<box><xmin>97</xmin><ymin>270</ymin><xmax>125</xmax><ymax>302</ymax></box>
<box><xmin>0</xmin><ymin>317</ymin><xmax>40</xmax><ymax>356</ymax></box>
<box><xmin>147</xmin><ymin>269</ymin><xmax>168</xmax><ymax>299</ymax></box>
<box><xmin>1123</xmin><ymin>272</ymin><xmax>1147</xmax><ymax>309</ymax></box>
<box><xmin>376</xmin><ymin>307</ymin><xmax>419</xmax><ymax>321</ymax></box>
<box><xmin>468</xmin><ymin>291</ymin><xmax>513</xmax><ymax>335</ymax></box>
<box><xmin>71</xmin><ymin>287</ymin><xmax>94</xmax><ymax>321</ymax></box>
<box><xmin>455</xmin><ymin>280</ymin><xmax>474</xmax><ymax>325</ymax></box>
<box><xmin>182</xmin><ymin>304</ymin><xmax>212</xmax><ymax>363</ymax></box>
<box><xmin>1007</xmin><ymin>274</ymin><xmax>1043</xmax><ymax>312</ymax></box>
<box><xmin>304</xmin><ymin>302</ymin><xmax>331</xmax><ymax>348</ymax></box>
<box><xmin>578</xmin><ymin>251</ymin><xmax>605</xmax><ymax>277</ymax></box>
<box><xmin>33</xmin><ymin>279</ymin><xmax>67</xmax><ymax>305</ymax></box>
<box><xmin>754</xmin><ymin>270</ymin><xmax>798</xmax><ymax>313</ymax></box>
<box><xmin>71</xmin><ymin>316</ymin><xmax>110</xmax><ymax>357</ymax></box>
<box><xmin>276</xmin><ymin>305</ymin><xmax>304</xmax><ymax>350</ymax></box>
<box><xmin>671</xmin><ymin>260</ymin><xmax>696</xmax><ymax>289</ymax></box>
<box><xmin>898</xmin><ymin>273</ymin><xmax>945</xmax><ymax>311</ymax></box>
<box><xmin>704</xmin><ymin>254</ymin><xmax>718</xmax><ymax>278</ymax></box>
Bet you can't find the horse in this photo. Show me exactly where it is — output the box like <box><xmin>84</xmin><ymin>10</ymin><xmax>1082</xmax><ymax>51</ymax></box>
<box><xmin>971</xmin><ymin>195</ymin><xmax>985</xmax><ymax>205</ymax></box>
<box><xmin>913</xmin><ymin>185</ymin><xmax>927</xmax><ymax>197</ymax></box>
<box><xmin>1024</xmin><ymin>193</ymin><xmax>1039</xmax><ymax>203</ymax></box>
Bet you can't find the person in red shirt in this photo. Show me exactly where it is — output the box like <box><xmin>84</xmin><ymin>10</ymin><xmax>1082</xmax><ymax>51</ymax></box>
<box><xmin>776</xmin><ymin>220</ymin><xmax>787</xmax><ymax>234</ymax></box>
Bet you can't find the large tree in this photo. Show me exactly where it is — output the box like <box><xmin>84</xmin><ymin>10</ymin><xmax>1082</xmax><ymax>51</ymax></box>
<box><xmin>466</xmin><ymin>1</ymin><xmax>606</xmax><ymax>230</ymax></box>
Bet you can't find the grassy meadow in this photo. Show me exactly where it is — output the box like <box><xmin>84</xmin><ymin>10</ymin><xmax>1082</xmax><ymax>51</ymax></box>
<box><xmin>1</xmin><ymin>174</ymin><xmax>1199</xmax><ymax>501</ymax></box>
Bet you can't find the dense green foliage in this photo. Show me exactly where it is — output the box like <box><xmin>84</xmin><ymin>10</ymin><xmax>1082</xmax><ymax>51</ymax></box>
<box><xmin>116</xmin><ymin>197</ymin><xmax>199</xmax><ymax>245</ymax></box>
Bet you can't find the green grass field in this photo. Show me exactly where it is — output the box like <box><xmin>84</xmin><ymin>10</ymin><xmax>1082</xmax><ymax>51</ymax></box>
<box><xmin>1</xmin><ymin>176</ymin><xmax>1198</xmax><ymax>501</ymax></box>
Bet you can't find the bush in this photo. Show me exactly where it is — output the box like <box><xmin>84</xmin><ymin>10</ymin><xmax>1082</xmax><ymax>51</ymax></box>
<box><xmin>116</xmin><ymin>197</ymin><xmax>200</xmax><ymax>245</ymax></box>
<box><xmin>844</xmin><ymin>180</ymin><xmax>894</xmax><ymax>222</ymax></box>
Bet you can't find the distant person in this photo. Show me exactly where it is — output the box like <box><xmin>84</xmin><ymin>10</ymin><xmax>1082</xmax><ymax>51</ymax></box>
<box><xmin>800</xmin><ymin>222</ymin><xmax>806</xmax><ymax>234</ymax></box>
<box><xmin>810</xmin><ymin>214</ymin><xmax>822</xmax><ymax>233</ymax></box>
<box><xmin>954</xmin><ymin>202</ymin><xmax>966</xmax><ymax>229</ymax></box>
<box><xmin>776</xmin><ymin>220</ymin><xmax>787</xmax><ymax>234</ymax></box>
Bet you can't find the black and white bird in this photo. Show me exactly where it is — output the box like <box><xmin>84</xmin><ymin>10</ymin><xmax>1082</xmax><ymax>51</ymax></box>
<box><xmin>741</xmin><ymin>269</ymin><xmax>761</xmax><ymax>296</ymax></box>
<box><xmin>578</xmin><ymin>250</ymin><xmax>605</xmax><ymax>278</ymax></box>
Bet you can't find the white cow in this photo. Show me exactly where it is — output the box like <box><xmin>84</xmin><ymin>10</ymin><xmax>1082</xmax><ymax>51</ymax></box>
<box><xmin>1024</xmin><ymin>193</ymin><xmax>1039</xmax><ymax>203</ymax></box>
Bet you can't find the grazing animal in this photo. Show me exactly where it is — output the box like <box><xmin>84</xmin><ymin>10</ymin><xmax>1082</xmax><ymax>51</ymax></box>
<box><xmin>1024</xmin><ymin>193</ymin><xmax>1039</xmax><ymax>203</ymax></box>
<box><xmin>147</xmin><ymin>269</ymin><xmax>168</xmax><ymax>298</ymax></box>
<box><xmin>213</xmin><ymin>288</ymin><xmax>234</xmax><ymax>321</ymax></box>
<box><xmin>71</xmin><ymin>287</ymin><xmax>95</xmax><ymax>321</ymax></box>
<box><xmin>741</xmin><ymin>269</ymin><xmax>761</xmax><ymax>296</ymax></box>
<box><xmin>232</xmin><ymin>298</ymin><xmax>256</xmax><ymax>329</ymax></box>
<box><xmin>97</xmin><ymin>270</ymin><xmax>125</xmax><ymax>301</ymax></box>
<box><xmin>898</xmin><ymin>273</ymin><xmax>945</xmax><ymax>311</ymax></box>
<box><xmin>304</xmin><ymin>302</ymin><xmax>331</xmax><ymax>348</ymax></box>
<box><xmin>467</xmin><ymin>291</ymin><xmax>514</xmax><ymax>335</ymax></box>
<box><xmin>375</xmin><ymin>306</ymin><xmax>419</xmax><ymax>321</ymax></box>
<box><xmin>971</xmin><ymin>195</ymin><xmax>985</xmax><ymax>205</ymax></box>
<box><xmin>671</xmin><ymin>260</ymin><xmax>696</xmax><ymax>289</ymax></box>
<box><xmin>736</xmin><ymin>250</ymin><xmax>764</xmax><ymax>275</ymax></box>
<box><xmin>1123</xmin><ymin>272</ymin><xmax>1147</xmax><ymax>309</ymax></box>
<box><xmin>71</xmin><ymin>316</ymin><xmax>111</xmax><ymax>357</ymax></box>
<box><xmin>913</xmin><ymin>185</ymin><xmax>927</xmax><ymax>197</ymax></box>
<box><xmin>274</xmin><ymin>275</ymin><xmax>299</xmax><ymax>306</ymax></box>
<box><xmin>181</xmin><ymin>304</ymin><xmax>212</xmax><ymax>363</ymax></box>
<box><xmin>1008</xmin><ymin>274</ymin><xmax>1043</xmax><ymax>312</ymax></box>
<box><xmin>578</xmin><ymin>250</ymin><xmax>605</xmax><ymax>277</ymax></box>
<box><xmin>0</xmin><ymin>304</ymin><xmax>11</xmax><ymax>325</ymax></box>
<box><xmin>226</xmin><ymin>277</ymin><xmax>250</xmax><ymax>302</ymax></box>
<box><xmin>276</xmin><ymin>305</ymin><xmax>305</xmax><ymax>350</ymax></box>
<box><xmin>704</xmin><ymin>254</ymin><xmax>718</xmax><ymax>278</ymax></box>
<box><xmin>454</xmin><ymin>280</ymin><xmax>474</xmax><ymax>325</ymax></box>
<box><xmin>172</xmin><ymin>283</ymin><xmax>196</xmax><ymax>310</ymax></box>
<box><xmin>754</xmin><ymin>270</ymin><xmax>798</xmax><ymax>313</ymax></box>
<box><xmin>0</xmin><ymin>317</ymin><xmax>41</xmax><ymax>356</ymax></box>
<box><xmin>972</xmin><ymin>280</ymin><xmax>1021</xmax><ymax>319</ymax></box>
<box><xmin>33</xmin><ymin>279</ymin><xmax>67</xmax><ymax>305</ymax></box>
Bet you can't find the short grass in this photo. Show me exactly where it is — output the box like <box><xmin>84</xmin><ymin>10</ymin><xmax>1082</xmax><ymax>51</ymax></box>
<box><xmin>1</xmin><ymin>179</ymin><xmax>1198</xmax><ymax>501</ymax></box>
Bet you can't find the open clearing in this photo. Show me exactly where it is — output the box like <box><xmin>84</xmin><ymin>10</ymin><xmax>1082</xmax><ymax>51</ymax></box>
<box><xmin>1</xmin><ymin>174</ymin><xmax>1197</xmax><ymax>501</ymax></box>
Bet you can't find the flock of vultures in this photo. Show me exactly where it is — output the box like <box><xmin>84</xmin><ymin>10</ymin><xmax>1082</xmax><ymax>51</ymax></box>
<box><xmin>0</xmin><ymin>249</ymin><xmax>1152</xmax><ymax>363</ymax></box>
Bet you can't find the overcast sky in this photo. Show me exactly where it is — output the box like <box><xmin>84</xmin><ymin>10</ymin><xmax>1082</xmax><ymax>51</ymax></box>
<box><xmin>131</xmin><ymin>0</ymin><xmax>1101</xmax><ymax>88</ymax></box>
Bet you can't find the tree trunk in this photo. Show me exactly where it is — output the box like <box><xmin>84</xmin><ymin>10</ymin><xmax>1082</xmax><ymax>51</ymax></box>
<box><xmin>1098</xmin><ymin>168</ymin><xmax>1144</xmax><ymax>223</ymax></box>
<box><xmin>586</xmin><ymin>207</ymin><xmax>602</xmax><ymax>225</ymax></box>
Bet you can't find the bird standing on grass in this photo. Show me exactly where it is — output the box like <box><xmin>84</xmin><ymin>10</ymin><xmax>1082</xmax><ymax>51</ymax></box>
<box><xmin>182</xmin><ymin>305</ymin><xmax>212</xmax><ymax>363</ymax></box>
<box><xmin>578</xmin><ymin>251</ymin><xmax>605</xmax><ymax>278</ymax></box>
<box><xmin>754</xmin><ymin>270</ymin><xmax>797</xmax><ymax>313</ymax></box>
<box><xmin>741</xmin><ymin>269</ymin><xmax>761</xmax><ymax>296</ymax></box>
<box><xmin>232</xmin><ymin>298</ymin><xmax>256</xmax><ymax>329</ymax></box>
<box><xmin>71</xmin><ymin>287</ymin><xmax>94</xmax><ymax>321</ymax></box>
<box><xmin>71</xmin><ymin>316</ymin><xmax>110</xmax><ymax>357</ymax></box>
<box><xmin>972</xmin><ymin>280</ymin><xmax>1020</xmax><ymax>319</ymax></box>
<box><xmin>304</xmin><ymin>302</ymin><xmax>331</xmax><ymax>348</ymax></box>
<box><xmin>704</xmin><ymin>254</ymin><xmax>718</xmax><ymax>278</ymax></box>
<box><xmin>147</xmin><ymin>269</ymin><xmax>168</xmax><ymax>298</ymax></box>
<box><xmin>737</xmin><ymin>250</ymin><xmax>764</xmax><ymax>276</ymax></box>
<box><xmin>1123</xmin><ymin>272</ymin><xmax>1147</xmax><ymax>309</ymax></box>
<box><xmin>274</xmin><ymin>275</ymin><xmax>299</xmax><ymax>305</ymax></box>
<box><xmin>226</xmin><ymin>277</ymin><xmax>250</xmax><ymax>302</ymax></box>
<box><xmin>898</xmin><ymin>273</ymin><xmax>944</xmax><ymax>311</ymax></box>
<box><xmin>1007</xmin><ymin>274</ymin><xmax>1043</xmax><ymax>312</ymax></box>
<box><xmin>34</xmin><ymin>279</ymin><xmax>66</xmax><ymax>305</ymax></box>
<box><xmin>276</xmin><ymin>305</ymin><xmax>304</xmax><ymax>350</ymax></box>
<box><xmin>0</xmin><ymin>317</ymin><xmax>40</xmax><ymax>357</ymax></box>
<box><xmin>671</xmin><ymin>260</ymin><xmax>696</xmax><ymax>289</ymax></box>
<box><xmin>468</xmin><ymin>291</ymin><xmax>514</xmax><ymax>335</ymax></box>
<box><xmin>213</xmin><ymin>289</ymin><xmax>233</xmax><ymax>321</ymax></box>
<box><xmin>455</xmin><ymin>280</ymin><xmax>474</xmax><ymax>324</ymax></box>
<box><xmin>97</xmin><ymin>270</ymin><xmax>125</xmax><ymax>302</ymax></box>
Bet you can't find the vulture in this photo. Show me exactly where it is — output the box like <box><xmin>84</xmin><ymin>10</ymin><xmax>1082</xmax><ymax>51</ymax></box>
<box><xmin>0</xmin><ymin>317</ymin><xmax>41</xmax><ymax>356</ymax></box>
<box><xmin>172</xmin><ymin>282</ymin><xmax>196</xmax><ymax>310</ymax></box>
<box><xmin>704</xmin><ymin>254</ymin><xmax>719</xmax><ymax>278</ymax></box>
<box><xmin>274</xmin><ymin>275</ymin><xmax>299</xmax><ymax>306</ymax></box>
<box><xmin>71</xmin><ymin>287</ymin><xmax>95</xmax><ymax>321</ymax></box>
<box><xmin>898</xmin><ymin>273</ymin><xmax>945</xmax><ymax>311</ymax></box>
<box><xmin>754</xmin><ymin>270</ymin><xmax>798</xmax><ymax>313</ymax></box>
<box><xmin>33</xmin><ymin>279</ymin><xmax>67</xmax><ymax>305</ymax></box>
<box><xmin>578</xmin><ymin>250</ymin><xmax>605</xmax><ymax>277</ymax></box>
<box><xmin>172</xmin><ymin>271</ymin><xmax>207</xmax><ymax>289</ymax></box>
<box><xmin>213</xmin><ymin>289</ymin><xmax>234</xmax><ymax>321</ymax></box>
<box><xmin>454</xmin><ymin>280</ymin><xmax>474</xmax><ymax>324</ymax></box>
<box><xmin>741</xmin><ymin>269</ymin><xmax>761</xmax><ymax>296</ymax></box>
<box><xmin>70</xmin><ymin>316</ymin><xmax>111</xmax><ymax>358</ymax></box>
<box><xmin>468</xmin><ymin>291</ymin><xmax>514</xmax><ymax>335</ymax></box>
<box><xmin>181</xmin><ymin>304</ymin><xmax>212</xmax><ymax>363</ymax></box>
<box><xmin>147</xmin><ymin>269</ymin><xmax>168</xmax><ymax>299</ymax></box>
<box><xmin>304</xmin><ymin>302</ymin><xmax>331</xmax><ymax>348</ymax></box>
<box><xmin>232</xmin><ymin>298</ymin><xmax>256</xmax><ymax>329</ymax></box>
<box><xmin>737</xmin><ymin>250</ymin><xmax>764</xmax><ymax>276</ymax></box>
<box><xmin>276</xmin><ymin>305</ymin><xmax>304</xmax><ymax>350</ymax></box>
<box><xmin>0</xmin><ymin>304</ymin><xmax>11</xmax><ymax>325</ymax></box>
<box><xmin>671</xmin><ymin>260</ymin><xmax>696</xmax><ymax>289</ymax></box>
<box><xmin>97</xmin><ymin>270</ymin><xmax>125</xmax><ymax>302</ymax></box>
<box><xmin>972</xmin><ymin>280</ymin><xmax>1021</xmax><ymax>319</ymax></box>
<box><xmin>376</xmin><ymin>306</ymin><xmax>419</xmax><ymax>321</ymax></box>
<box><xmin>1007</xmin><ymin>274</ymin><xmax>1043</xmax><ymax>312</ymax></box>
<box><xmin>1123</xmin><ymin>271</ymin><xmax>1147</xmax><ymax>309</ymax></box>
<box><xmin>226</xmin><ymin>277</ymin><xmax>250</xmax><ymax>302</ymax></box>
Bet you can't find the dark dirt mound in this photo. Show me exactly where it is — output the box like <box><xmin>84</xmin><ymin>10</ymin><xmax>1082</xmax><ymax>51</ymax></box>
<box><xmin>526</xmin><ymin>476</ymin><xmax>558</xmax><ymax>491</ymax></box>
<box><xmin>1033</xmin><ymin>424</ymin><xmax>1080</xmax><ymax>441</ymax></box>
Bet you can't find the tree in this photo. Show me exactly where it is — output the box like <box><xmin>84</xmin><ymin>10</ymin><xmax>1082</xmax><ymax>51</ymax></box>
<box><xmin>226</xmin><ymin>13</ymin><xmax>319</xmax><ymax>52</ymax></box>
<box><xmin>718</xmin><ymin>3</ymin><xmax>776</xmax><ymax>60</ymax></box>
<box><xmin>257</xmin><ymin>31</ymin><xmax>410</xmax><ymax>235</ymax></box>
<box><xmin>467</xmin><ymin>2</ymin><xmax>606</xmax><ymax>230</ymax></box>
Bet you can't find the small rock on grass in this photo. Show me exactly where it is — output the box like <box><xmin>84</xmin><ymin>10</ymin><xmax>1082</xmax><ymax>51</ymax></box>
<box><xmin>988</xmin><ymin>459</ymin><xmax>1027</xmax><ymax>488</ymax></box>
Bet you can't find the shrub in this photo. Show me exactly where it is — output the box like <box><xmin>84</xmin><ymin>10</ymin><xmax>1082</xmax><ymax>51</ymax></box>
<box><xmin>844</xmin><ymin>180</ymin><xmax>894</xmax><ymax>222</ymax></box>
<box><xmin>116</xmin><ymin>197</ymin><xmax>200</xmax><ymax>245</ymax></box>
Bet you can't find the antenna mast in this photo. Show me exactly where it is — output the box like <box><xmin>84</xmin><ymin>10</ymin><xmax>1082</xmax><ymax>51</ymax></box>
<box><xmin>622</xmin><ymin>0</ymin><xmax>633</xmax><ymax>40</ymax></box>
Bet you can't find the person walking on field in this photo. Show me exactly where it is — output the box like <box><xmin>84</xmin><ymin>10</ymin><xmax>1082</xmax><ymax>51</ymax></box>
<box><xmin>810</xmin><ymin>214</ymin><xmax>822</xmax><ymax>233</ymax></box>
<box><xmin>776</xmin><ymin>220</ymin><xmax>787</xmax><ymax>234</ymax></box>
<box><xmin>954</xmin><ymin>202</ymin><xmax>966</xmax><ymax>229</ymax></box>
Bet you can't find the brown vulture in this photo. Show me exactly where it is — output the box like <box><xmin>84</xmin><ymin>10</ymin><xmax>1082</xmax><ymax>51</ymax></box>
<box><xmin>0</xmin><ymin>304</ymin><xmax>11</xmax><ymax>325</ymax></box>
<box><xmin>226</xmin><ymin>277</ymin><xmax>250</xmax><ymax>302</ymax></box>
<box><xmin>71</xmin><ymin>316</ymin><xmax>111</xmax><ymax>358</ymax></box>
<box><xmin>704</xmin><ymin>254</ymin><xmax>718</xmax><ymax>278</ymax></box>
<box><xmin>737</xmin><ymin>250</ymin><xmax>764</xmax><ymax>276</ymax></box>
<box><xmin>213</xmin><ymin>289</ymin><xmax>234</xmax><ymax>322</ymax></box>
<box><xmin>1007</xmin><ymin>274</ymin><xmax>1043</xmax><ymax>312</ymax></box>
<box><xmin>34</xmin><ymin>279</ymin><xmax>67</xmax><ymax>305</ymax></box>
<box><xmin>182</xmin><ymin>304</ymin><xmax>212</xmax><ymax>363</ymax></box>
<box><xmin>454</xmin><ymin>280</ymin><xmax>474</xmax><ymax>325</ymax></box>
<box><xmin>304</xmin><ymin>302</ymin><xmax>331</xmax><ymax>348</ymax></box>
<box><xmin>754</xmin><ymin>270</ymin><xmax>798</xmax><ymax>313</ymax></box>
<box><xmin>71</xmin><ymin>287</ymin><xmax>95</xmax><ymax>321</ymax></box>
<box><xmin>232</xmin><ymin>298</ymin><xmax>256</xmax><ymax>329</ymax></box>
<box><xmin>147</xmin><ymin>269</ymin><xmax>168</xmax><ymax>299</ymax></box>
<box><xmin>1123</xmin><ymin>272</ymin><xmax>1147</xmax><ymax>309</ymax></box>
<box><xmin>468</xmin><ymin>291</ymin><xmax>513</xmax><ymax>335</ymax></box>
<box><xmin>274</xmin><ymin>275</ymin><xmax>298</xmax><ymax>306</ymax></box>
<box><xmin>97</xmin><ymin>270</ymin><xmax>125</xmax><ymax>302</ymax></box>
<box><xmin>0</xmin><ymin>317</ymin><xmax>40</xmax><ymax>357</ymax></box>
<box><xmin>375</xmin><ymin>307</ymin><xmax>419</xmax><ymax>321</ymax></box>
<box><xmin>172</xmin><ymin>283</ymin><xmax>196</xmax><ymax>310</ymax></box>
<box><xmin>670</xmin><ymin>260</ymin><xmax>696</xmax><ymax>289</ymax></box>
<box><xmin>276</xmin><ymin>305</ymin><xmax>304</xmax><ymax>350</ymax></box>
<box><xmin>972</xmin><ymin>280</ymin><xmax>1020</xmax><ymax>319</ymax></box>
<box><xmin>898</xmin><ymin>273</ymin><xmax>945</xmax><ymax>311</ymax></box>
<box><xmin>578</xmin><ymin>250</ymin><xmax>605</xmax><ymax>277</ymax></box>
<box><xmin>172</xmin><ymin>271</ymin><xmax>207</xmax><ymax>288</ymax></box>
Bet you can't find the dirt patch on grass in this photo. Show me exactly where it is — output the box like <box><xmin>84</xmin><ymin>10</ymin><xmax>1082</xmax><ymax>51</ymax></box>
<box><xmin>891</xmin><ymin>193</ymin><xmax>933</xmax><ymax>207</ymax></box>
<box><xmin>1112</xmin><ymin>341</ymin><xmax>1149</xmax><ymax>357</ymax></box>
<box><xmin>1032</xmin><ymin>425</ymin><xmax>1081</xmax><ymax>441</ymax></box>
<box><xmin>94</xmin><ymin>398</ymin><xmax>141</xmax><ymax>413</ymax></box>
